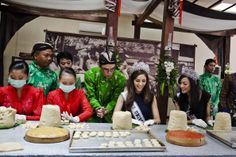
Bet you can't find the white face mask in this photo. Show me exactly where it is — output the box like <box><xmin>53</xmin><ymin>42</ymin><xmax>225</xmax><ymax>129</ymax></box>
<box><xmin>8</xmin><ymin>78</ymin><xmax>26</xmax><ymax>88</ymax></box>
<box><xmin>59</xmin><ymin>83</ymin><xmax>75</xmax><ymax>93</ymax></box>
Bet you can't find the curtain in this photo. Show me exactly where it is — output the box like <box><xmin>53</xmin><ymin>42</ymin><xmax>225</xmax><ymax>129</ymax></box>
<box><xmin>0</xmin><ymin>11</ymin><xmax>37</xmax><ymax>86</ymax></box>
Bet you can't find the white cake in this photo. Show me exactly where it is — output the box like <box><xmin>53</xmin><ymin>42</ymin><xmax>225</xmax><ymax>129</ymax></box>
<box><xmin>39</xmin><ymin>105</ymin><xmax>61</xmax><ymax>127</ymax></box>
<box><xmin>213</xmin><ymin>112</ymin><xmax>232</xmax><ymax>131</ymax></box>
<box><xmin>0</xmin><ymin>107</ymin><xmax>16</xmax><ymax>129</ymax></box>
<box><xmin>112</xmin><ymin>111</ymin><xmax>132</xmax><ymax>130</ymax></box>
<box><xmin>167</xmin><ymin>110</ymin><xmax>187</xmax><ymax>131</ymax></box>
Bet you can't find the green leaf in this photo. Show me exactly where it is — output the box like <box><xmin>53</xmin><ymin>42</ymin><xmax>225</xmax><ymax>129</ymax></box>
<box><xmin>160</xmin><ymin>82</ymin><xmax>165</xmax><ymax>96</ymax></box>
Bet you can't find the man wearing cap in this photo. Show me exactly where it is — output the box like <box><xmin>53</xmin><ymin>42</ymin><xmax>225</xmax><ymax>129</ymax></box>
<box><xmin>84</xmin><ymin>46</ymin><xmax>126</xmax><ymax>123</ymax></box>
<box><xmin>27</xmin><ymin>42</ymin><xmax>58</xmax><ymax>96</ymax></box>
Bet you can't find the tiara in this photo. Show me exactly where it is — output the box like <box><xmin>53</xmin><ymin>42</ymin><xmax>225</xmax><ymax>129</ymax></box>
<box><xmin>129</xmin><ymin>62</ymin><xmax>150</xmax><ymax>75</ymax></box>
<box><xmin>181</xmin><ymin>67</ymin><xmax>199</xmax><ymax>81</ymax></box>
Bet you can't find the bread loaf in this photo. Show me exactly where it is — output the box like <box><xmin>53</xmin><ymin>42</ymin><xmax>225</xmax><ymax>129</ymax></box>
<box><xmin>0</xmin><ymin>107</ymin><xmax>16</xmax><ymax>129</ymax></box>
<box><xmin>39</xmin><ymin>105</ymin><xmax>61</xmax><ymax>127</ymax></box>
<box><xmin>167</xmin><ymin>110</ymin><xmax>187</xmax><ymax>131</ymax></box>
<box><xmin>112</xmin><ymin>111</ymin><xmax>132</xmax><ymax>130</ymax></box>
<box><xmin>213</xmin><ymin>112</ymin><xmax>232</xmax><ymax>131</ymax></box>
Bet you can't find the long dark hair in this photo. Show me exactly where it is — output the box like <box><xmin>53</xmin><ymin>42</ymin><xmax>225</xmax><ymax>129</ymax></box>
<box><xmin>125</xmin><ymin>70</ymin><xmax>153</xmax><ymax>111</ymax></box>
<box><xmin>177</xmin><ymin>75</ymin><xmax>201</xmax><ymax>112</ymax></box>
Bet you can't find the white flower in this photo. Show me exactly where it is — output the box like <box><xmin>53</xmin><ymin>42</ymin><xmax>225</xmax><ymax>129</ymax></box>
<box><xmin>164</xmin><ymin>61</ymin><xmax>174</xmax><ymax>76</ymax></box>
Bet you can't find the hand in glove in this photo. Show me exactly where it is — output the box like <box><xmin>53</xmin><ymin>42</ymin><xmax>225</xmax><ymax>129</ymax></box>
<box><xmin>15</xmin><ymin>114</ymin><xmax>26</xmax><ymax>124</ymax></box>
<box><xmin>132</xmin><ymin>119</ymin><xmax>143</xmax><ymax>126</ymax></box>
<box><xmin>144</xmin><ymin>119</ymin><xmax>155</xmax><ymax>126</ymax></box>
<box><xmin>207</xmin><ymin>120</ymin><xmax>214</xmax><ymax>127</ymax></box>
<box><xmin>61</xmin><ymin>112</ymin><xmax>80</xmax><ymax>123</ymax></box>
<box><xmin>192</xmin><ymin>119</ymin><xmax>207</xmax><ymax>128</ymax></box>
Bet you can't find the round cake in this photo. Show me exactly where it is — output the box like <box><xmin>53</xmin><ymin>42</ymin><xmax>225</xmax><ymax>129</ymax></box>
<box><xmin>166</xmin><ymin>130</ymin><xmax>205</xmax><ymax>147</ymax></box>
<box><xmin>25</xmin><ymin>126</ymin><xmax>70</xmax><ymax>143</ymax></box>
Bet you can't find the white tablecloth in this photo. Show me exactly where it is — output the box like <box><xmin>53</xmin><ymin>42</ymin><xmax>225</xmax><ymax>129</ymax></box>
<box><xmin>0</xmin><ymin>123</ymin><xmax>236</xmax><ymax>157</ymax></box>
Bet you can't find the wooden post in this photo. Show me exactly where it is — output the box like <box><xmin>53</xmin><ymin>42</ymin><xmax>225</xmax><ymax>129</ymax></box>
<box><xmin>106</xmin><ymin>3</ymin><xmax>118</xmax><ymax>46</ymax></box>
<box><xmin>157</xmin><ymin>0</ymin><xmax>175</xmax><ymax>124</ymax></box>
<box><xmin>134</xmin><ymin>16</ymin><xmax>141</xmax><ymax>39</ymax></box>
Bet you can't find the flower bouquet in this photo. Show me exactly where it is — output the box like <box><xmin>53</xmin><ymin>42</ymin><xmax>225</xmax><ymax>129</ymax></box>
<box><xmin>156</xmin><ymin>55</ymin><xmax>179</xmax><ymax>98</ymax></box>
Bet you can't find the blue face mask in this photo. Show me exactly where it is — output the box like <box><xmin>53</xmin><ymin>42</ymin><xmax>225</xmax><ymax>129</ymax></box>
<box><xmin>8</xmin><ymin>78</ymin><xmax>26</xmax><ymax>88</ymax></box>
<box><xmin>59</xmin><ymin>83</ymin><xmax>75</xmax><ymax>93</ymax></box>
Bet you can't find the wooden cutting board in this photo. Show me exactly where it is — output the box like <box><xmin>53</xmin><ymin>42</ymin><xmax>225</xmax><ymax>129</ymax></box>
<box><xmin>25</xmin><ymin>126</ymin><xmax>70</xmax><ymax>143</ymax></box>
<box><xmin>166</xmin><ymin>130</ymin><xmax>205</xmax><ymax>147</ymax></box>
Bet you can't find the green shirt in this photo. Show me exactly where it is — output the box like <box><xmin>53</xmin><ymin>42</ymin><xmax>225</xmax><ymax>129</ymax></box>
<box><xmin>199</xmin><ymin>73</ymin><xmax>222</xmax><ymax>117</ymax></box>
<box><xmin>84</xmin><ymin>67</ymin><xmax>126</xmax><ymax>123</ymax></box>
<box><xmin>27</xmin><ymin>61</ymin><xmax>58</xmax><ymax>96</ymax></box>
<box><xmin>55</xmin><ymin>70</ymin><xmax>82</xmax><ymax>89</ymax></box>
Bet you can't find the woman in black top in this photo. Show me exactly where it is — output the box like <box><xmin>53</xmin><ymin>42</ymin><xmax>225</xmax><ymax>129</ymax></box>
<box><xmin>113</xmin><ymin>62</ymin><xmax>160</xmax><ymax>125</ymax></box>
<box><xmin>174</xmin><ymin>68</ymin><xmax>212</xmax><ymax>128</ymax></box>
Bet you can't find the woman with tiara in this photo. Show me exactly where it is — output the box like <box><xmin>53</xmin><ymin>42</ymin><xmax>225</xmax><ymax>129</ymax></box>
<box><xmin>114</xmin><ymin>62</ymin><xmax>161</xmax><ymax>125</ymax></box>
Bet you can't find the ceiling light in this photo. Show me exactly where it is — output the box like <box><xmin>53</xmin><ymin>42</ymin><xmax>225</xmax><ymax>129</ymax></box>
<box><xmin>225</xmin><ymin>6</ymin><xmax>236</xmax><ymax>14</ymax></box>
<box><xmin>212</xmin><ymin>2</ymin><xmax>232</xmax><ymax>11</ymax></box>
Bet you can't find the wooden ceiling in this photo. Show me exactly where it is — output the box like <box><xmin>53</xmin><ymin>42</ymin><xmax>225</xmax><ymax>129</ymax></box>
<box><xmin>187</xmin><ymin>0</ymin><xmax>236</xmax><ymax>14</ymax></box>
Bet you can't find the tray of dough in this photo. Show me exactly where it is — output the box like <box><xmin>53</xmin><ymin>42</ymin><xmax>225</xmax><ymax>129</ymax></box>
<box><xmin>69</xmin><ymin>130</ymin><xmax>166</xmax><ymax>153</ymax></box>
<box><xmin>207</xmin><ymin>130</ymin><xmax>236</xmax><ymax>148</ymax></box>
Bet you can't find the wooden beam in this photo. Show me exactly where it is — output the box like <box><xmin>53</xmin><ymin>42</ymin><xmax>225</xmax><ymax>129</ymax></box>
<box><xmin>208</xmin><ymin>0</ymin><xmax>222</xmax><ymax>9</ymax></box>
<box><xmin>0</xmin><ymin>4</ymin><xmax>107</xmax><ymax>23</ymax></box>
<box><xmin>134</xmin><ymin>16</ymin><xmax>141</xmax><ymax>39</ymax></box>
<box><xmin>136</xmin><ymin>0</ymin><xmax>162</xmax><ymax>26</ymax></box>
<box><xmin>193</xmin><ymin>0</ymin><xmax>198</xmax><ymax>4</ymax></box>
<box><xmin>222</xmin><ymin>3</ymin><xmax>236</xmax><ymax>12</ymax></box>
<box><xmin>224</xmin><ymin>36</ymin><xmax>230</xmax><ymax>70</ymax></box>
<box><xmin>133</xmin><ymin>17</ymin><xmax>236</xmax><ymax>36</ymax></box>
<box><xmin>183</xmin><ymin>0</ymin><xmax>236</xmax><ymax>20</ymax></box>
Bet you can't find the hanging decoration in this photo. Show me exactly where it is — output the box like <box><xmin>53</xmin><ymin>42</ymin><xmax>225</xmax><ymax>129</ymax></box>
<box><xmin>168</xmin><ymin>0</ymin><xmax>183</xmax><ymax>25</ymax></box>
<box><xmin>118</xmin><ymin>0</ymin><xmax>121</xmax><ymax>16</ymax></box>
<box><xmin>105</xmin><ymin>0</ymin><xmax>117</xmax><ymax>12</ymax></box>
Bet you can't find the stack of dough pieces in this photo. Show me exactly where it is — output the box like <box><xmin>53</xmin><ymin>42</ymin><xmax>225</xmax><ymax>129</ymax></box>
<box><xmin>167</xmin><ymin>110</ymin><xmax>187</xmax><ymax>131</ymax></box>
<box><xmin>39</xmin><ymin>105</ymin><xmax>61</xmax><ymax>127</ymax></box>
<box><xmin>0</xmin><ymin>106</ymin><xmax>16</xmax><ymax>129</ymax></box>
<box><xmin>213</xmin><ymin>112</ymin><xmax>232</xmax><ymax>131</ymax></box>
<box><xmin>112</xmin><ymin>111</ymin><xmax>132</xmax><ymax>130</ymax></box>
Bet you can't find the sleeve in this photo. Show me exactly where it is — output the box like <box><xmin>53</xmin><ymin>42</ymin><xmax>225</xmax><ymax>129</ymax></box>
<box><xmin>0</xmin><ymin>87</ymin><xmax>5</xmax><ymax>104</ymax></box>
<box><xmin>105</xmin><ymin>73</ymin><xmax>126</xmax><ymax>113</ymax></box>
<box><xmin>50</xmin><ymin>72</ymin><xmax>58</xmax><ymax>92</ymax></box>
<box><xmin>46</xmin><ymin>92</ymin><xmax>54</xmax><ymax>105</ymax></box>
<box><xmin>220</xmin><ymin>75</ymin><xmax>230</xmax><ymax>110</ymax></box>
<box><xmin>75</xmin><ymin>76</ymin><xmax>82</xmax><ymax>89</ymax></box>
<box><xmin>77</xmin><ymin>90</ymin><xmax>93</xmax><ymax>122</ymax></box>
<box><xmin>84</xmin><ymin>71</ymin><xmax>102</xmax><ymax>110</ymax></box>
<box><xmin>215</xmin><ymin>77</ymin><xmax>222</xmax><ymax>105</ymax></box>
<box><xmin>26</xmin><ymin>88</ymin><xmax>45</xmax><ymax>121</ymax></box>
<box><xmin>199</xmin><ymin>75</ymin><xmax>204</xmax><ymax>90</ymax></box>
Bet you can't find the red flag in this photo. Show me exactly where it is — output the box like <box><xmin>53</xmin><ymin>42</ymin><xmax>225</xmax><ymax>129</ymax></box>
<box><xmin>179</xmin><ymin>0</ymin><xmax>183</xmax><ymax>25</ymax></box>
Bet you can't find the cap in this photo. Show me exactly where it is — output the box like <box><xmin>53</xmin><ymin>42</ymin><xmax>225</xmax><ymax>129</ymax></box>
<box><xmin>31</xmin><ymin>42</ymin><xmax>53</xmax><ymax>56</ymax></box>
<box><xmin>99</xmin><ymin>46</ymin><xmax>116</xmax><ymax>65</ymax></box>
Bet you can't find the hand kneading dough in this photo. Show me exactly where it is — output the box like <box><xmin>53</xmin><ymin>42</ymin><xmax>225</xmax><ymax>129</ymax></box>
<box><xmin>0</xmin><ymin>107</ymin><xmax>16</xmax><ymax>129</ymax></box>
<box><xmin>167</xmin><ymin>110</ymin><xmax>187</xmax><ymax>131</ymax></box>
<box><xmin>112</xmin><ymin>111</ymin><xmax>132</xmax><ymax>130</ymax></box>
<box><xmin>39</xmin><ymin>105</ymin><xmax>61</xmax><ymax>127</ymax></box>
<box><xmin>213</xmin><ymin>112</ymin><xmax>232</xmax><ymax>131</ymax></box>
